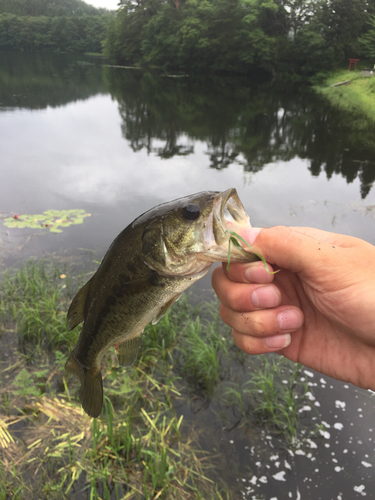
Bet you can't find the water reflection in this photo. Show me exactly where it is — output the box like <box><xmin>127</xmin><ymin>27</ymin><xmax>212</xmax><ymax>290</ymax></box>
<box><xmin>105</xmin><ymin>69</ymin><xmax>375</xmax><ymax>198</ymax></box>
<box><xmin>1</xmin><ymin>52</ymin><xmax>375</xmax><ymax>499</ymax></box>
<box><xmin>1</xmin><ymin>51</ymin><xmax>374</xmax><ymax>198</ymax></box>
<box><xmin>0</xmin><ymin>51</ymin><xmax>105</xmax><ymax>109</ymax></box>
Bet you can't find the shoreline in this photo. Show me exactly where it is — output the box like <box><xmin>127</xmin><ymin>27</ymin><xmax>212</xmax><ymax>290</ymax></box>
<box><xmin>313</xmin><ymin>68</ymin><xmax>375</xmax><ymax>123</ymax></box>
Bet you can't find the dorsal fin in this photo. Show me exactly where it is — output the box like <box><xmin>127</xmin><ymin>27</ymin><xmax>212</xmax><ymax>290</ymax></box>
<box><xmin>115</xmin><ymin>335</ymin><xmax>143</xmax><ymax>367</ymax></box>
<box><xmin>67</xmin><ymin>277</ymin><xmax>93</xmax><ymax>331</ymax></box>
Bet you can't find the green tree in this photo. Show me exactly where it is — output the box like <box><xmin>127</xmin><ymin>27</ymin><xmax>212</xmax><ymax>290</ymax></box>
<box><xmin>107</xmin><ymin>0</ymin><xmax>285</xmax><ymax>72</ymax></box>
<box><xmin>0</xmin><ymin>0</ymin><xmax>110</xmax><ymax>16</ymax></box>
<box><xmin>0</xmin><ymin>12</ymin><xmax>111</xmax><ymax>52</ymax></box>
<box><xmin>359</xmin><ymin>14</ymin><xmax>375</xmax><ymax>59</ymax></box>
<box><xmin>325</xmin><ymin>0</ymin><xmax>370</xmax><ymax>61</ymax></box>
<box><xmin>105</xmin><ymin>0</ymin><xmax>164</xmax><ymax>64</ymax></box>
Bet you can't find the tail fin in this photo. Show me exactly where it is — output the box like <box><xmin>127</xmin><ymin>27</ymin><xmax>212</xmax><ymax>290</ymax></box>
<box><xmin>65</xmin><ymin>353</ymin><xmax>103</xmax><ymax>418</ymax></box>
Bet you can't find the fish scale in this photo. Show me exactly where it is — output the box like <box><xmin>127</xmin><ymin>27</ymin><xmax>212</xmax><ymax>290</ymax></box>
<box><xmin>65</xmin><ymin>188</ymin><xmax>259</xmax><ymax>417</ymax></box>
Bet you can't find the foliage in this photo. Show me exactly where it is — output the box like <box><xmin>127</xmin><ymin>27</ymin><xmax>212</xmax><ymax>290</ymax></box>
<box><xmin>0</xmin><ymin>13</ymin><xmax>111</xmax><ymax>53</ymax></box>
<box><xmin>325</xmin><ymin>0</ymin><xmax>370</xmax><ymax>61</ymax></box>
<box><xmin>1</xmin><ymin>0</ymin><xmax>374</xmax><ymax>72</ymax></box>
<box><xmin>3</xmin><ymin>209</ymin><xmax>91</xmax><ymax>233</ymax></box>
<box><xmin>0</xmin><ymin>261</ymin><xmax>83</xmax><ymax>352</ymax></box>
<box><xmin>221</xmin><ymin>357</ymin><xmax>320</xmax><ymax>444</ymax></box>
<box><xmin>315</xmin><ymin>69</ymin><xmax>375</xmax><ymax>123</ymax></box>
<box><xmin>105</xmin><ymin>0</ymin><xmax>283</xmax><ymax>73</ymax></box>
<box><xmin>359</xmin><ymin>14</ymin><xmax>375</xmax><ymax>59</ymax></box>
<box><xmin>104</xmin><ymin>0</ymin><xmax>375</xmax><ymax>76</ymax></box>
<box><xmin>0</xmin><ymin>259</ymin><xmax>322</xmax><ymax>498</ymax></box>
<box><xmin>0</xmin><ymin>0</ymin><xmax>111</xmax><ymax>16</ymax></box>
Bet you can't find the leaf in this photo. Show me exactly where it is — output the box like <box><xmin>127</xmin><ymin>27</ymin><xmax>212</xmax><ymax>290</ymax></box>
<box><xmin>229</xmin><ymin>236</ymin><xmax>241</xmax><ymax>247</ymax></box>
<box><xmin>226</xmin><ymin>230</ymin><xmax>278</xmax><ymax>274</ymax></box>
<box><xmin>3</xmin><ymin>209</ymin><xmax>91</xmax><ymax>232</ymax></box>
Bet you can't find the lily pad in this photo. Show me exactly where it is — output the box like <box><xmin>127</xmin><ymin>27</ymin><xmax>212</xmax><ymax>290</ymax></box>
<box><xmin>3</xmin><ymin>209</ymin><xmax>91</xmax><ymax>233</ymax></box>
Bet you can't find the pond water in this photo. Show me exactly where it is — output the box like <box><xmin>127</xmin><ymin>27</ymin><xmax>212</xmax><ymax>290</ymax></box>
<box><xmin>1</xmin><ymin>51</ymin><xmax>375</xmax><ymax>499</ymax></box>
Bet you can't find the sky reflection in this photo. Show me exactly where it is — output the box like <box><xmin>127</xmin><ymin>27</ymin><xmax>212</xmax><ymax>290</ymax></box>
<box><xmin>2</xmin><ymin>93</ymin><xmax>375</xmax><ymax>252</ymax></box>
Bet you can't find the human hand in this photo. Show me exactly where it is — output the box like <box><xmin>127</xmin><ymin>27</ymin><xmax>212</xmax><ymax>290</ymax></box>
<box><xmin>212</xmin><ymin>226</ymin><xmax>375</xmax><ymax>390</ymax></box>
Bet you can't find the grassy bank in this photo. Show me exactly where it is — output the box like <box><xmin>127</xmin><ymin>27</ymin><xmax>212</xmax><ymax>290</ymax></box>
<box><xmin>314</xmin><ymin>68</ymin><xmax>375</xmax><ymax>122</ymax></box>
<box><xmin>0</xmin><ymin>261</ymin><xmax>322</xmax><ymax>499</ymax></box>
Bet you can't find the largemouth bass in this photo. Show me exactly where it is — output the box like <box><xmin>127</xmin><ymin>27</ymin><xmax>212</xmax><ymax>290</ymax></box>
<box><xmin>65</xmin><ymin>188</ymin><xmax>258</xmax><ymax>417</ymax></box>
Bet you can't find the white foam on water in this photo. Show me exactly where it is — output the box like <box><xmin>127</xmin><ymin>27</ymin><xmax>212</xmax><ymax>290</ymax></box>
<box><xmin>335</xmin><ymin>400</ymin><xmax>346</xmax><ymax>409</ymax></box>
<box><xmin>298</xmin><ymin>405</ymin><xmax>311</xmax><ymax>412</ymax></box>
<box><xmin>306</xmin><ymin>439</ymin><xmax>317</xmax><ymax>448</ymax></box>
<box><xmin>361</xmin><ymin>461</ymin><xmax>372</xmax><ymax>468</ymax></box>
<box><xmin>319</xmin><ymin>429</ymin><xmax>331</xmax><ymax>439</ymax></box>
<box><xmin>273</xmin><ymin>471</ymin><xmax>286</xmax><ymax>481</ymax></box>
<box><xmin>354</xmin><ymin>485</ymin><xmax>366</xmax><ymax>493</ymax></box>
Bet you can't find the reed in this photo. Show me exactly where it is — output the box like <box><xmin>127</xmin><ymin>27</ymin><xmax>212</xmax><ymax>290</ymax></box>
<box><xmin>221</xmin><ymin>356</ymin><xmax>321</xmax><ymax>444</ymax></box>
<box><xmin>0</xmin><ymin>262</ymin><xmax>83</xmax><ymax>352</ymax></box>
<box><xmin>0</xmin><ymin>260</ymin><xmax>321</xmax><ymax>498</ymax></box>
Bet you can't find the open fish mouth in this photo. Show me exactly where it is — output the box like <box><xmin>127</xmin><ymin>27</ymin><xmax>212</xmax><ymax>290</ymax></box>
<box><xmin>202</xmin><ymin>188</ymin><xmax>256</xmax><ymax>262</ymax></box>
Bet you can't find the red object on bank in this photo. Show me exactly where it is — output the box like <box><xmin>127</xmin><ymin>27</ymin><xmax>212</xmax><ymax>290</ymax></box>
<box><xmin>348</xmin><ymin>58</ymin><xmax>359</xmax><ymax>71</ymax></box>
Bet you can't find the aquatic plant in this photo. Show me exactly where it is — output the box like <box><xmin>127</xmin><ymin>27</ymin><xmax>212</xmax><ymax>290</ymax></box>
<box><xmin>0</xmin><ymin>260</ymin><xmax>321</xmax><ymax>498</ymax></box>
<box><xmin>0</xmin><ymin>261</ymin><xmax>85</xmax><ymax>352</ymax></box>
<box><xmin>221</xmin><ymin>356</ymin><xmax>321</xmax><ymax>444</ymax></box>
<box><xmin>226</xmin><ymin>230</ymin><xmax>277</xmax><ymax>274</ymax></box>
<box><xmin>3</xmin><ymin>209</ymin><xmax>91</xmax><ymax>233</ymax></box>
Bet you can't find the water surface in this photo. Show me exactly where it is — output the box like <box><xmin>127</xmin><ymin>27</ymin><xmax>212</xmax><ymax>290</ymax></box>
<box><xmin>1</xmin><ymin>51</ymin><xmax>375</xmax><ymax>498</ymax></box>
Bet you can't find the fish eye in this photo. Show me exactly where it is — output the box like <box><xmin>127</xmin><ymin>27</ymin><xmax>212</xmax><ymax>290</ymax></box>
<box><xmin>181</xmin><ymin>204</ymin><xmax>200</xmax><ymax>221</ymax></box>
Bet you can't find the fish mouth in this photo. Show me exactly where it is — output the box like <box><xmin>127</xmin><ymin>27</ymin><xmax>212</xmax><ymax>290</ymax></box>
<box><xmin>202</xmin><ymin>188</ymin><xmax>258</xmax><ymax>263</ymax></box>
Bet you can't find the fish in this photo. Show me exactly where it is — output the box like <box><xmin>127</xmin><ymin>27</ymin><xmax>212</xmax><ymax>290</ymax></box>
<box><xmin>65</xmin><ymin>188</ymin><xmax>259</xmax><ymax>417</ymax></box>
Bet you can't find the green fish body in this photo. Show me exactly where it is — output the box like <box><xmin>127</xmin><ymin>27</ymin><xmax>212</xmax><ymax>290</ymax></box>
<box><xmin>65</xmin><ymin>188</ymin><xmax>258</xmax><ymax>417</ymax></box>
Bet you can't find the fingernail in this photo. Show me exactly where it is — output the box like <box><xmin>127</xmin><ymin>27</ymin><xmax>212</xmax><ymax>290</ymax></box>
<box><xmin>251</xmin><ymin>287</ymin><xmax>280</xmax><ymax>308</ymax></box>
<box><xmin>265</xmin><ymin>333</ymin><xmax>291</xmax><ymax>350</ymax></box>
<box><xmin>277</xmin><ymin>309</ymin><xmax>303</xmax><ymax>331</ymax></box>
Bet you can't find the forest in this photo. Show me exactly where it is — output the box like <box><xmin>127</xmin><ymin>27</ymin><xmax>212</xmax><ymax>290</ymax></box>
<box><xmin>0</xmin><ymin>0</ymin><xmax>375</xmax><ymax>76</ymax></box>
<box><xmin>104</xmin><ymin>0</ymin><xmax>375</xmax><ymax>76</ymax></box>
<box><xmin>0</xmin><ymin>0</ymin><xmax>112</xmax><ymax>53</ymax></box>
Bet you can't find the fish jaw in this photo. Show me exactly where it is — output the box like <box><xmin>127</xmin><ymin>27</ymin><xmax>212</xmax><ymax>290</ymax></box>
<box><xmin>200</xmin><ymin>188</ymin><xmax>259</xmax><ymax>264</ymax></box>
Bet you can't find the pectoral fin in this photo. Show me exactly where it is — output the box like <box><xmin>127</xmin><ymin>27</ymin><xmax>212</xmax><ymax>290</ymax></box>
<box><xmin>151</xmin><ymin>293</ymin><xmax>182</xmax><ymax>325</ymax></box>
<box><xmin>67</xmin><ymin>277</ymin><xmax>93</xmax><ymax>331</ymax></box>
<box><xmin>115</xmin><ymin>335</ymin><xmax>143</xmax><ymax>367</ymax></box>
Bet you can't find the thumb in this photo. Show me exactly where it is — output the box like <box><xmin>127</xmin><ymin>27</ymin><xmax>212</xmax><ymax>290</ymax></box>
<box><xmin>247</xmin><ymin>226</ymin><xmax>348</xmax><ymax>275</ymax></box>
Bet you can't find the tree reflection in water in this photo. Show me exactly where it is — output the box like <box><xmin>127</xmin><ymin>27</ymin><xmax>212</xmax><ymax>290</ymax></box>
<box><xmin>1</xmin><ymin>50</ymin><xmax>374</xmax><ymax>198</ymax></box>
<box><xmin>107</xmin><ymin>69</ymin><xmax>375</xmax><ymax>198</ymax></box>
